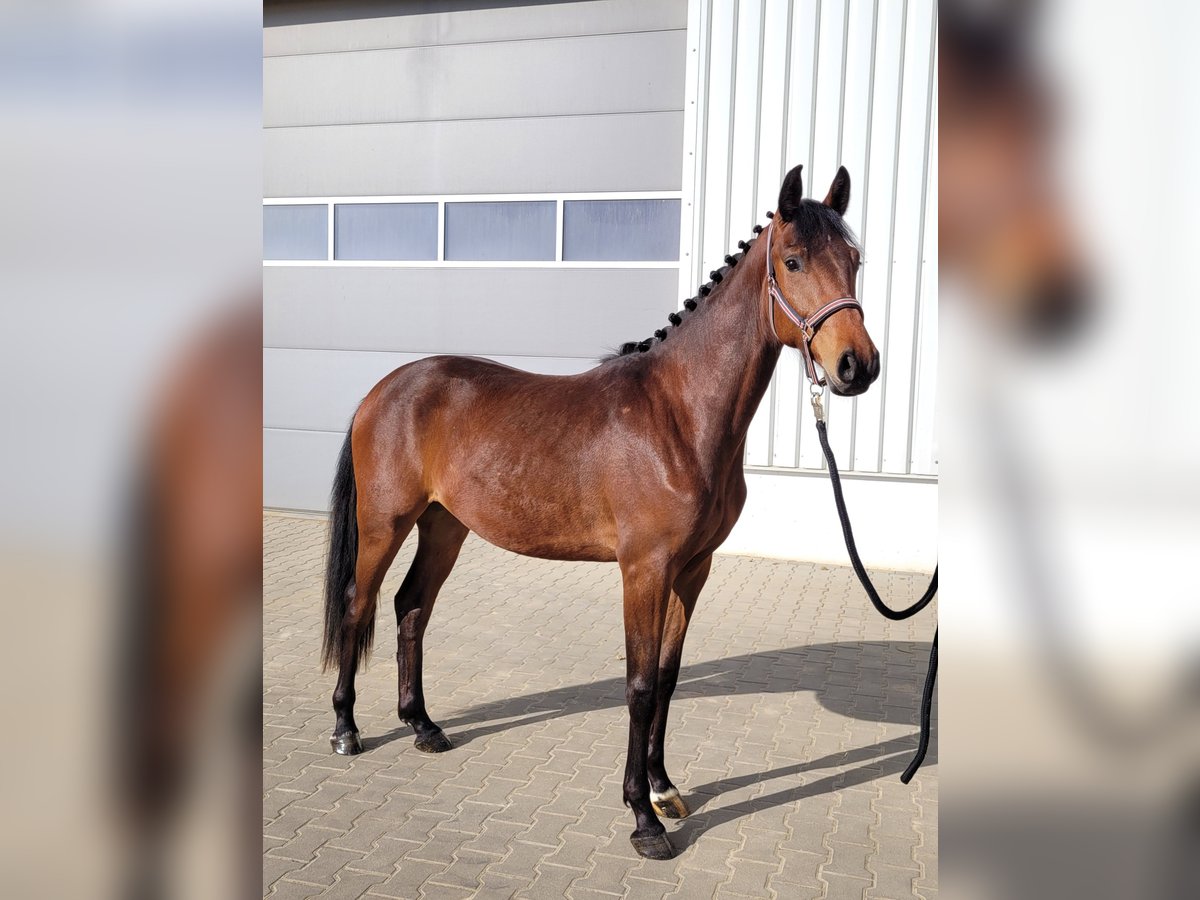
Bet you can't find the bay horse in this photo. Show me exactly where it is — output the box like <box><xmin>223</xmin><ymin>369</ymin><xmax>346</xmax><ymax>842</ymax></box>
<box><xmin>321</xmin><ymin>165</ymin><xmax>880</xmax><ymax>860</ymax></box>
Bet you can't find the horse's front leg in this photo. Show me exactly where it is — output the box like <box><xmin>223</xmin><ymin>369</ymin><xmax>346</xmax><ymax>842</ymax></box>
<box><xmin>647</xmin><ymin>553</ymin><xmax>713</xmax><ymax>819</ymax></box>
<box><xmin>618</xmin><ymin>555</ymin><xmax>675</xmax><ymax>860</ymax></box>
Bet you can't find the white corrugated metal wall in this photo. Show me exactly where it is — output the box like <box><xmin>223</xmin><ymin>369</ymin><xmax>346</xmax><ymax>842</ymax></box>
<box><xmin>680</xmin><ymin>0</ymin><xmax>938</xmax><ymax>479</ymax></box>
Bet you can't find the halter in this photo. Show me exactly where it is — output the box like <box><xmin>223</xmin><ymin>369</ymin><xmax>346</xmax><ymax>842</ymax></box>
<box><xmin>765</xmin><ymin>219</ymin><xmax>864</xmax><ymax>400</ymax></box>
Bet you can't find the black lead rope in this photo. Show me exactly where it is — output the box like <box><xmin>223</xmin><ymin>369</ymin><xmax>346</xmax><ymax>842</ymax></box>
<box><xmin>760</xmin><ymin>210</ymin><xmax>936</xmax><ymax>781</ymax></box>
<box><xmin>814</xmin><ymin>416</ymin><xmax>938</xmax><ymax>784</ymax></box>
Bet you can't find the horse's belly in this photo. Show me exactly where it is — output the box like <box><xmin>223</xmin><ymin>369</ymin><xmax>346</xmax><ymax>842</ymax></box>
<box><xmin>471</xmin><ymin>521</ymin><xmax>618</xmax><ymax>563</ymax></box>
<box><xmin>436</xmin><ymin>484</ymin><xmax>618</xmax><ymax>563</ymax></box>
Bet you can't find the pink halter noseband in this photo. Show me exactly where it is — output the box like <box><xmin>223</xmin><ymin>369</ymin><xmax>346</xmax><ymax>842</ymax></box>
<box><xmin>764</xmin><ymin>219</ymin><xmax>864</xmax><ymax>388</ymax></box>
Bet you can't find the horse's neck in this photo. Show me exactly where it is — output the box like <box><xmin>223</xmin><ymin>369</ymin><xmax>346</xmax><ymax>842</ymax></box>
<box><xmin>656</xmin><ymin>241</ymin><xmax>781</xmax><ymax>465</ymax></box>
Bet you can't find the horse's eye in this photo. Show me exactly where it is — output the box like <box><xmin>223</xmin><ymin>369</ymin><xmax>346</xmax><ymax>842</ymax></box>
<box><xmin>784</xmin><ymin>258</ymin><xmax>801</xmax><ymax>272</ymax></box>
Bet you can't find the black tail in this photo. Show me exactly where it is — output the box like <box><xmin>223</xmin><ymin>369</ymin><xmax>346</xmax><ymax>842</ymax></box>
<box><xmin>322</xmin><ymin>426</ymin><xmax>361</xmax><ymax>671</ymax></box>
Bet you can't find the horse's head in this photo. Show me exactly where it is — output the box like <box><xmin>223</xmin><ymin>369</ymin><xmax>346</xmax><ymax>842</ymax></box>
<box><xmin>768</xmin><ymin>165</ymin><xmax>879</xmax><ymax>397</ymax></box>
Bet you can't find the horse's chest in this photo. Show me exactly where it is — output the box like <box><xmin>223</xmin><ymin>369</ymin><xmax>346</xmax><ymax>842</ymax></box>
<box><xmin>689</xmin><ymin>467</ymin><xmax>748</xmax><ymax>547</ymax></box>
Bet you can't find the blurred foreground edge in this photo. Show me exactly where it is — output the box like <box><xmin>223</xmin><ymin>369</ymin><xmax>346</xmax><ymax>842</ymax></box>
<box><xmin>120</xmin><ymin>300</ymin><xmax>262</xmax><ymax>900</ymax></box>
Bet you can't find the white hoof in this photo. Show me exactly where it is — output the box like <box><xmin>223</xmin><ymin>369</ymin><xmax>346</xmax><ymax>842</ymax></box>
<box><xmin>650</xmin><ymin>786</ymin><xmax>689</xmax><ymax>819</ymax></box>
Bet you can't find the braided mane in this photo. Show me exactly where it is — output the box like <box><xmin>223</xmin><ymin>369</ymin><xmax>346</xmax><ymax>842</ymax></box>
<box><xmin>605</xmin><ymin>200</ymin><xmax>860</xmax><ymax>361</ymax></box>
<box><xmin>602</xmin><ymin>217</ymin><xmax>770</xmax><ymax>361</ymax></box>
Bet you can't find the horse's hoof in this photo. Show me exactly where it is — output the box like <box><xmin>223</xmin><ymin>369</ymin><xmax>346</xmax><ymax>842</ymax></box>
<box><xmin>413</xmin><ymin>729</ymin><xmax>452</xmax><ymax>753</ymax></box>
<box><xmin>330</xmin><ymin>731</ymin><xmax>363</xmax><ymax>755</ymax></box>
<box><xmin>630</xmin><ymin>831</ymin><xmax>674</xmax><ymax>860</ymax></box>
<box><xmin>651</xmin><ymin>787</ymin><xmax>689</xmax><ymax>819</ymax></box>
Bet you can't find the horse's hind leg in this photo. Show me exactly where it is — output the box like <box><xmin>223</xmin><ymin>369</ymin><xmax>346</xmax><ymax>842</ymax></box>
<box><xmin>647</xmin><ymin>553</ymin><xmax>712</xmax><ymax>820</ymax></box>
<box><xmin>395</xmin><ymin>503</ymin><xmax>469</xmax><ymax>753</ymax></box>
<box><xmin>331</xmin><ymin>512</ymin><xmax>418</xmax><ymax>754</ymax></box>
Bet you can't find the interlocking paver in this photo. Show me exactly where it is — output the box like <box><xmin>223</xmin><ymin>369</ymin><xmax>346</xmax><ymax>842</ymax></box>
<box><xmin>474</xmin><ymin>870</ymin><xmax>533</xmax><ymax>898</ymax></box>
<box><xmin>820</xmin><ymin>872</ymin><xmax>872</xmax><ymax>900</ymax></box>
<box><xmin>292</xmin><ymin>847</ymin><xmax>368</xmax><ymax>887</ymax></box>
<box><xmin>264</xmin><ymin>512</ymin><xmax>937</xmax><ymax>898</ymax></box>
<box><xmin>524</xmin><ymin>861</ymin><xmax>584</xmax><ymax>898</ymax></box>
<box><xmin>366</xmin><ymin>859</ymin><xmax>453</xmax><ymax>897</ymax></box>
<box><xmin>269</xmin><ymin>878</ymin><xmax>326</xmax><ymax>900</ymax></box>
<box><xmin>323</xmin><ymin>871</ymin><xmax>391</xmax><ymax>899</ymax></box>
<box><xmin>569</xmin><ymin>852</ymin><xmax>646</xmax><ymax>896</ymax></box>
<box><xmin>664</xmin><ymin>866</ymin><xmax>726</xmax><ymax>899</ymax></box>
<box><xmin>272</xmin><ymin>825</ymin><xmax>349</xmax><ymax>863</ymax></box>
<box><xmin>348</xmin><ymin>837</ymin><xmax>426</xmax><ymax>876</ymax></box>
<box><xmin>264</xmin><ymin>853</ymin><xmax>310</xmax><ymax>890</ymax></box>
<box><xmin>720</xmin><ymin>857</ymin><xmax>779</xmax><ymax>896</ymax></box>
<box><xmin>866</xmin><ymin>863</ymin><xmax>922</xmax><ymax>900</ymax></box>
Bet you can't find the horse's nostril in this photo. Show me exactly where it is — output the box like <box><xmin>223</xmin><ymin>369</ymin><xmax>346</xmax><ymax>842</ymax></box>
<box><xmin>837</xmin><ymin>350</ymin><xmax>857</xmax><ymax>384</ymax></box>
<box><xmin>869</xmin><ymin>351</ymin><xmax>881</xmax><ymax>380</ymax></box>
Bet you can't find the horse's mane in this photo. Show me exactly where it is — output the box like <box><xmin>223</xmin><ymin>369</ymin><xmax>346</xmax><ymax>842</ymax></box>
<box><xmin>603</xmin><ymin>200</ymin><xmax>860</xmax><ymax>361</ymax></box>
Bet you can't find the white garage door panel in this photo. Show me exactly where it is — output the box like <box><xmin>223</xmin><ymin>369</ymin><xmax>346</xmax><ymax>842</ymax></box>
<box><xmin>264</xmin><ymin>0</ymin><xmax>687</xmax><ymax>57</ymax></box>
<box><xmin>264</xmin><ymin>266</ymin><xmax>679</xmax><ymax>358</ymax></box>
<box><xmin>265</xmin><ymin>31</ymin><xmax>686</xmax><ymax>127</ymax></box>
<box><xmin>264</xmin><ymin>427</ymin><xmax>346</xmax><ymax>512</ymax></box>
<box><xmin>264</xmin><ymin>347</ymin><xmax>595</xmax><ymax>433</ymax></box>
<box><xmin>265</xmin><ymin>111</ymin><xmax>686</xmax><ymax>197</ymax></box>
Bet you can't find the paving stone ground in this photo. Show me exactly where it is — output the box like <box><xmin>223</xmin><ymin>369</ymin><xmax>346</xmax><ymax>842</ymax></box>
<box><xmin>264</xmin><ymin>512</ymin><xmax>937</xmax><ymax>899</ymax></box>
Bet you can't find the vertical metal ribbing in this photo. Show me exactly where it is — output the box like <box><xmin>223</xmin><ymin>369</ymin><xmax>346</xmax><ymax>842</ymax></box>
<box><xmin>694</xmin><ymin>0</ymin><xmax>932</xmax><ymax>477</ymax></box>
<box><xmin>751</xmin><ymin>0</ymin><xmax>766</xmax><ymax>224</ymax></box>
<box><xmin>838</xmin><ymin>0</ymin><xmax>857</xmax><ymax>465</ymax></box>
<box><xmin>723</xmin><ymin>0</ymin><xmax>741</xmax><ymax>256</ymax></box>
<box><xmin>851</xmin><ymin>0</ymin><xmax>881</xmax><ymax>470</ymax></box>
<box><xmin>875</xmin><ymin>0</ymin><xmax>909</xmax><ymax>473</ymax></box>
<box><xmin>696</xmin><ymin>0</ymin><xmax>714</xmax><ymax>295</ymax></box>
<box><xmin>797</xmin><ymin>0</ymin><xmax>823</xmax><ymax>468</ymax></box>
<box><xmin>806</xmin><ymin>0</ymin><xmax>822</xmax><ymax>189</ymax></box>
<box><xmin>780</xmin><ymin>0</ymin><xmax>795</xmax><ymax>189</ymax></box>
<box><xmin>754</xmin><ymin>1</ymin><xmax>777</xmax><ymax>468</ymax></box>
<box><xmin>836</xmin><ymin>0</ymin><xmax>851</xmax><ymax>164</ymax></box>
<box><xmin>823</xmin><ymin>0</ymin><xmax>852</xmax><ymax>471</ymax></box>
<box><xmin>903</xmin><ymin>7</ymin><xmax>938</xmax><ymax>475</ymax></box>
<box><xmin>768</xmin><ymin>0</ymin><xmax>796</xmax><ymax>468</ymax></box>
<box><xmin>679</xmin><ymin>0</ymin><xmax>707</xmax><ymax>303</ymax></box>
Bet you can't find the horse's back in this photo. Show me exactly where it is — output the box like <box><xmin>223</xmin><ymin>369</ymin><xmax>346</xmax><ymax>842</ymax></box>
<box><xmin>377</xmin><ymin>353</ymin><xmax>586</xmax><ymax>399</ymax></box>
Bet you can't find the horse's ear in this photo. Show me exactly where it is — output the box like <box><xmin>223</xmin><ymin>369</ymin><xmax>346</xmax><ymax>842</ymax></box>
<box><xmin>823</xmin><ymin>166</ymin><xmax>851</xmax><ymax>216</ymax></box>
<box><xmin>777</xmin><ymin>164</ymin><xmax>804</xmax><ymax>221</ymax></box>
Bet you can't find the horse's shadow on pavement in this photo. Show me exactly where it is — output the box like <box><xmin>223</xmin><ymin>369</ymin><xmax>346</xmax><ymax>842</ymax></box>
<box><xmin>361</xmin><ymin>640</ymin><xmax>936</xmax><ymax>840</ymax></box>
<box><xmin>669</xmin><ymin>733</ymin><xmax>932</xmax><ymax>849</ymax></box>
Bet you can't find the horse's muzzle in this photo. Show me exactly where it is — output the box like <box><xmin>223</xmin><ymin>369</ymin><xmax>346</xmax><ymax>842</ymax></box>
<box><xmin>828</xmin><ymin>348</ymin><xmax>880</xmax><ymax>396</ymax></box>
